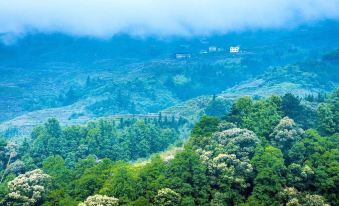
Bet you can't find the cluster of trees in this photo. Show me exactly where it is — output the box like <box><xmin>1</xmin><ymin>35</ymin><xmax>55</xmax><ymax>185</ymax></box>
<box><xmin>0</xmin><ymin>90</ymin><xmax>338</xmax><ymax>205</ymax></box>
<box><xmin>0</xmin><ymin>119</ymin><xmax>180</xmax><ymax>183</ymax></box>
<box><xmin>204</xmin><ymin>95</ymin><xmax>232</xmax><ymax>118</ymax></box>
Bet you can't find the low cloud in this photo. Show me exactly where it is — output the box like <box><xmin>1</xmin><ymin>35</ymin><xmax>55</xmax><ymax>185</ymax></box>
<box><xmin>0</xmin><ymin>0</ymin><xmax>339</xmax><ymax>42</ymax></box>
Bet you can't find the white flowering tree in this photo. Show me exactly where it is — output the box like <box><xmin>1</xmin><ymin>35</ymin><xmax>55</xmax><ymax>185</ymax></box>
<box><xmin>154</xmin><ymin>188</ymin><xmax>181</xmax><ymax>206</ymax></box>
<box><xmin>196</xmin><ymin>128</ymin><xmax>260</xmax><ymax>189</ymax></box>
<box><xmin>5</xmin><ymin>169</ymin><xmax>51</xmax><ymax>206</ymax></box>
<box><xmin>269</xmin><ymin>117</ymin><xmax>304</xmax><ymax>152</ymax></box>
<box><xmin>78</xmin><ymin>194</ymin><xmax>119</xmax><ymax>206</ymax></box>
<box><xmin>278</xmin><ymin>187</ymin><xmax>330</xmax><ymax>206</ymax></box>
<box><xmin>210</xmin><ymin>128</ymin><xmax>260</xmax><ymax>159</ymax></box>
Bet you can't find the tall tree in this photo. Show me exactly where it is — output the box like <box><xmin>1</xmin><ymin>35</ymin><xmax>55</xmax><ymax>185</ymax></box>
<box><xmin>249</xmin><ymin>146</ymin><xmax>286</xmax><ymax>206</ymax></box>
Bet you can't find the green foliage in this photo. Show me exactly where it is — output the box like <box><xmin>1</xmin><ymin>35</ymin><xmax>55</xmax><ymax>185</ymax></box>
<box><xmin>226</xmin><ymin>96</ymin><xmax>283</xmax><ymax>138</ymax></box>
<box><xmin>127</xmin><ymin>196</ymin><xmax>151</xmax><ymax>206</ymax></box>
<box><xmin>244</xmin><ymin>96</ymin><xmax>283</xmax><ymax>137</ymax></box>
<box><xmin>2</xmin><ymin>91</ymin><xmax>339</xmax><ymax>205</ymax></box>
<box><xmin>282</xmin><ymin>93</ymin><xmax>302</xmax><ymax>119</ymax></box>
<box><xmin>249</xmin><ymin>146</ymin><xmax>286</xmax><ymax>206</ymax></box>
<box><xmin>122</xmin><ymin>121</ymin><xmax>177</xmax><ymax>160</ymax></box>
<box><xmin>281</xmin><ymin>93</ymin><xmax>317</xmax><ymax>128</ymax></box>
<box><xmin>189</xmin><ymin>116</ymin><xmax>220</xmax><ymax>149</ymax></box>
<box><xmin>0</xmin><ymin>137</ymin><xmax>8</xmax><ymax>175</ymax></box>
<box><xmin>317</xmin><ymin>104</ymin><xmax>336</xmax><ymax>136</ymax></box>
<box><xmin>138</xmin><ymin>156</ymin><xmax>167</xmax><ymax>200</ymax></box>
<box><xmin>287</xmin><ymin>129</ymin><xmax>339</xmax><ymax>205</ymax></box>
<box><xmin>42</xmin><ymin>156</ymin><xmax>74</xmax><ymax>189</ymax></box>
<box><xmin>205</xmin><ymin>96</ymin><xmax>231</xmax><ymax>118</ymax></box>
<box><xmin>166</xmin><ymin>149</ymin><xmax>210</xmax><ymax>205</ymax></box>
<box><xmin>20</xmin><ymin>119</ymin><xmax>179</xmax><ymax>167</ymax></box>
<box><xmin>317</xmin><ymin>89</ymin><xmax>339</xmax><ymax>136</ymax></box>
<box><xmin>100</xmin><ymin>163</ymin><xmax>141</xmax><ymax>203</ymax></box>
<box><xmin>226</xmin><ymin>96</ymin><xmax>253</xmax><ymax>125</ymax></box>
<box><xmin>191</xmin><ymin>116</ymin><xmax>220</xmax><ymax>138</ymax></box>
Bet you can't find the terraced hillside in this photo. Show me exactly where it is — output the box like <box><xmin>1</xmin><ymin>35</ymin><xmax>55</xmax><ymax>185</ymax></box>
<box><xmin>1</xmin><ymin>21</ymin><xmax>339</xmax><ymax>139</ymax></box>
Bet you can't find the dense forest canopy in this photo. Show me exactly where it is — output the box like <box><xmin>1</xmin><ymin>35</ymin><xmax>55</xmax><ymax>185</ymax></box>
<box><xmin>0</xmin><ymin>90</ymin><xmax>338</xmax><ymax>205</ymax></box>
<box><xmin>1</xmin><ymin>1</ymin><xmax>339</xmax><ymax>205</ymax></box>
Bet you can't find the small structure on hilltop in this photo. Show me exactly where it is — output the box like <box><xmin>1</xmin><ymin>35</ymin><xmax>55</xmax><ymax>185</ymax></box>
<box><xmin>230</xmin><ymin>46</ymin><xmax>240</xmax><ymax>53</ymax></box>
<box><xmin>175</xmin><ymin>53</ymin><xmax>191</xmax><ymax>59</ymax></box>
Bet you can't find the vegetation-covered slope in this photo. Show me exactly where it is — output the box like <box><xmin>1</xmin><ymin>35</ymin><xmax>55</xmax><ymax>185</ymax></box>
<box><xmin>0</xmin><ymin>20</ymin><xmax>338</xmax><ymax>206</ymax></box>
<box><xmin>1</xmin><ymin>21</ymin><xmax>339</xmax><ymax>123</ymax></box>
<box><xmin>1</xmin><ymin>48</ymin><xmax>338</xmax><ymax>139</ymax></box>
<box><xmin>0</xmin><ymin>89</ymin><xmax>338</xmax><ymax>205</ymax></box>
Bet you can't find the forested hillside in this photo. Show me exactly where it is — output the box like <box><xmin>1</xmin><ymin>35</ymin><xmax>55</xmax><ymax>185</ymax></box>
<box><xmin>1</xmin><ymin>46</ymin><xmax>339</xmax><ymax>139</ymax></box>
<box><xmin>0</xmin><ymin>89</ymin><xmax>337</xmax><ymax>205</ymax></box>
<box><xmin>1</xmin><ymin>21</ymin><xmax>338</xmax><ymax>128</ymax></box>
<box><xmin>1</xmin><ymin>1</ymin><xmax>339</xmax><ymax>205</ymax></box>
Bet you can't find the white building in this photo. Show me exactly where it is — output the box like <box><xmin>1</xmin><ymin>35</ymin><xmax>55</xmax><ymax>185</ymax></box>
<box><xmin>230</xmin><ymin>46</ymin><xmax>240</xmax><ymax>53</ymax></box>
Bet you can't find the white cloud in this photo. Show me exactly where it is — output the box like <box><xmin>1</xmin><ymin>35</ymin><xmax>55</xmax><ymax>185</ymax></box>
<box><xmin>0</xmin><ymin>0</ymin><xmax>338</xmax><ymax>39</ymax></box>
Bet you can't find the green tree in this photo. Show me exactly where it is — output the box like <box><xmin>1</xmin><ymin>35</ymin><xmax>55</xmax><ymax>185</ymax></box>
<box><xmin>166</xmin><ymin>149</ymin><xmax>210</xmax><ymax>205</ymax></box>
<box><xmin>138</xmin><ymin>156</ymin><xmax>168</xmax><ymax>201</ymax></box>
<box><xmin>74</xmin><ymin>158</ymin><xmax>113</xmax><ymax>199</ymax></box>
<box><xmin>42</xmin><ymin>156</ymin><xmax>74</xmax><ymax>190</ymax></box>
<box><xmin>226</xmin><ymin>96</ymin><xmax>253</xmax><ymax>125</ymax></box>
<box><xmin>100</xmin><ymin>163</ymin><xmax>140</xmax><ymax>203</ymax></box>
<box><xmin>242</xmin><ymin>96</ymin><xmax>282</xmax><ymax>137</ymax></box>
<box><xmin>282</xmin><ymin>93</ymin><xmax>302</xmax><ymax>120</ymax></box>
<box><xmin>205</xmin><ymin>96</ymin><xmax>230</xmax><ymax>118</ymax></box>
<box><xmin>249</xmin><ymin>146</ymin><xmax>286</xmax><ymax>206</ymax></box>
<box><xmin>317</xmin><ymin>104</ymin><xmax>335</xmax><ymax>136</ymax></box>
<box><xmin>317</xmin><ymin>89</ymin><xmax>338</xmax><ymax>135</ymax></box>
<box><xmin>189</xmin><ymin>116</ymin><xmax>220</xmax><ymax>149</ymax></box>
<box><xmin>45</xmin><ymin>118</ymin><xmax>62</xmax><ymax>139</ymax></box>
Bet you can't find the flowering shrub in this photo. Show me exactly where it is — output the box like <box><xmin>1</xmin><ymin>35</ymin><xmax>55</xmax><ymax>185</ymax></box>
<box><xmin>154</xmin><ymin>188</ymin><xmax>181</xmax><ymax>206</ymax></box>
<box><xmin>269</xmin><ymin>117</ymin><xmax>304</xmax><ymax>152</ymax></box>
<box><xmin>196</xmin><ymin>128</ymin><xmax>260</xmax><ymax>189</ymax></box>
<box><xmin>78</xmin><ymin>194</ymin><xmax>119</xmax><ymax>206</ymax></box>
<box><xmin>6</xmin><ymin>169</ymin><xmax>51</xmax><ymax>206</ymax></box>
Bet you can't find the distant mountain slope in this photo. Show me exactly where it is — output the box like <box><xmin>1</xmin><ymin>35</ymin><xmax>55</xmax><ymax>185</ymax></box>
<box><xmin>1</xmin><ymin>21</ymin><xmax>339</xmax><ymax>122</ymax></box>
<box><xmin>2</xmin><ymin>54</ymin><xmax>337</xmax><ymax>139</ymax></box>
<box><xmin>164</xmin><ymin>60</ymin><xmax>338</xmax><ymax>122</ymax></box>
<box><xmin>1</xmin><ymin>21</ymin><xmax>339</xmax><ymax>138</ymax></box>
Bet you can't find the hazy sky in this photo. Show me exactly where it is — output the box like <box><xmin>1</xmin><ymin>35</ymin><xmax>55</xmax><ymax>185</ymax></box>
<box><xmin>0</xmin><ymin>0</ymin><xmax>339</xmax><ymax>42</ymax></box>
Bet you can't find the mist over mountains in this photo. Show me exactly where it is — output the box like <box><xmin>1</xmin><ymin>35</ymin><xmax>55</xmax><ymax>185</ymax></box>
<box><xmin>1</xmin><ymin>0</ymin><xmax>339</xmax><ymax>43</ymax></box>
<box><xmin>0</xmin><ymin>1</ymin><xmax>339</xmax><ymax>205</ymax></box>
